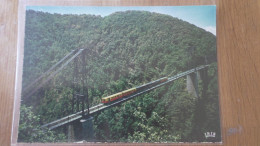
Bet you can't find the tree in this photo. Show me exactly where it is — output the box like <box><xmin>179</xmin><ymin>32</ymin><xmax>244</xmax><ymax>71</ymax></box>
<box><xmin>18</xmin><ymin>104</ymin><xmax>66</xmax><ymax>142</ymax></box>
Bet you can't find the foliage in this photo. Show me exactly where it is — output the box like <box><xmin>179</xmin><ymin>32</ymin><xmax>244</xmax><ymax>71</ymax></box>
<box><xmin>18</xmin><ymin>105</ymin><xmax>66</xmax><ymax>142</ymax></box>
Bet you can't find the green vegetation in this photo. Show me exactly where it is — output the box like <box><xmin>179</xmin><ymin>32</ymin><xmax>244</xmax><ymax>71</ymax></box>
<box><xmin>19</xmin><ymin>10</ymin><xmax>220</xmax><ymax>142</ymax></box>
<box><xmin>18</xmin><ymin>105</ymin><xmax>66</xmax><ymax>142</ymax></box>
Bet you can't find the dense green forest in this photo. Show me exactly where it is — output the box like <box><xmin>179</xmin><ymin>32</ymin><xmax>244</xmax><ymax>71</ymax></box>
<box><xmin>19</xmin><ymin>10</ymin><xmax>220</xmax><ymax>143</ymax></box>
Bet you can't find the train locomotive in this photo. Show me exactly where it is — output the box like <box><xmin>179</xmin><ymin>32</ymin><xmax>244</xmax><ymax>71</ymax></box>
<box><xmin>101</xmin><ymin>77</ymin><xmax>168</xmax><ymax>104</ymax></box>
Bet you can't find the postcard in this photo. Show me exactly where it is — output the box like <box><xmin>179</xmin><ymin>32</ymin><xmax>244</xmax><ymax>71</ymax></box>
<box><xmin>18</xmin><ymin>5</ymin><xmax>220</xmax><ymax>143</ymax></box>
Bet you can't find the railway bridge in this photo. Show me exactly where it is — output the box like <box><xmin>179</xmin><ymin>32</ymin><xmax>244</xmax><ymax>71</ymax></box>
<box><xmin>41</xmin><ymin>65</ymin><xmax>208</xmax><ymax>142</ymax></box>
<box><xmin>41</xmin><ymin>65</ymin><xmax>208</xmax><ymax>130</ymax></box>
<box><xmin>22</xmin><ymin>48</ymin><xmax>210</xmax><ymax>142</ymax></box>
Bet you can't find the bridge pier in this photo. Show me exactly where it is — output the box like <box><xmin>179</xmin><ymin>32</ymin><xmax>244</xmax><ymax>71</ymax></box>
<box><xmin>187</xmin><ymin>71</ymin><xmax>201</xmax><ymax>98</ymax></box>
<box><xmin>80</xmin><ymin>117</ymin><xmax>94</xmax><ymax>141</ymax></box>
<box><xmin>196</xmin><ymin>70</ymin><xmax>201</xmax><ymax>81</ymax></box>
<box><xmin>67</xmin><ymin>124</ymin><xmax>75</xmax><ymax>142</ymax></box>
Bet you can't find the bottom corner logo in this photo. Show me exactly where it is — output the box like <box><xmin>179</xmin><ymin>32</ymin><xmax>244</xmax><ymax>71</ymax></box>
<box><xmin>204</xmin><ymin>132</ymin><xmax>216</xmax><ymax>138</ymax></box>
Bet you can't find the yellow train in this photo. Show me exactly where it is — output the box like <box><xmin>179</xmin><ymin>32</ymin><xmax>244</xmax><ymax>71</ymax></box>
<box><xmin>101</xmin><ymin>88</ymin><xmax>136</xmax><ymax>104</ymax></box>
<box><xmin>101</xmin><ymin>77</ymin><xmax>168</xmax><ymax>104</ymax></box>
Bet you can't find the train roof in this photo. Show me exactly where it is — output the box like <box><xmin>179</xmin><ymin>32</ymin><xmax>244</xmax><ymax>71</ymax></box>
<box><xmin>102</xmin><ymin>92</ymin><xmax>122</xmax><ymax>99</ymax></box>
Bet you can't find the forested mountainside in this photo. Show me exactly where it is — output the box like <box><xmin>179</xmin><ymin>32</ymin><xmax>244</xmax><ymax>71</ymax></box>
<box><xmin>19</xmin><ymin>10</ymin><xmax>220</xmax><ymax>142</ymax></box>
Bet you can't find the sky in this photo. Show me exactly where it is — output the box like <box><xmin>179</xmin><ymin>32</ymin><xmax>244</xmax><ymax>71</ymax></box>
<box><xmin>27</xmin><ymin>6</ymin><xmax>216</xmax><ymax>35</ymax></box>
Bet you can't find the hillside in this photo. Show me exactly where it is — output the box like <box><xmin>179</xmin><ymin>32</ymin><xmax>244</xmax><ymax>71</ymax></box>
<box><xmin>19</xmin><ymin>10</ymin><xmax>220</xmax><ymax>142</ymax></box>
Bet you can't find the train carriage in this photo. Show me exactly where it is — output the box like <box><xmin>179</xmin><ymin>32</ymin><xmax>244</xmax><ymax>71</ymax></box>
<box><xmin>122</xmin><ymin>88</ymin><xmax>136</xmax><ymax>96</ymax></box>
<box><xmin>101</xmin><ymin>77</ymin><xmax>168</xmax><ymax>104</ymax></box>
